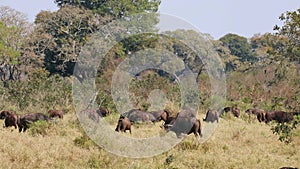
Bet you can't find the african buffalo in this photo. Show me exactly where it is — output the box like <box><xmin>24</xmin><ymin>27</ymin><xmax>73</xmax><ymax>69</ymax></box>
<box><xmin>115</xmin><ymin>116</ymin><xmax>131</xmax><ymax>134</ymax></box>
<box><xmin>162</xmin><ymin>116</ymin><xmax>176</xmax><ymax>130</ymax></box>
<box><xmin>121</xmin><ymin>109</ymin><xmax>156</xmax><ymax>123</ymax></box>
<box><xmin>162</xmin><ymin>108</ymin><xmax>202</xmax><ymax>138</ymax></box>
<box><xmin>3</xmin><ymin>112</ymin><xmax>18</xmax><ymax>129</ymax></box>
<box><xmin>0</xmin><ymin>110</ymin><xmax>15</xmax><ymax>119</ymax></box>
<box><xmin>163</xmin><ymin>116</ymin><xmax>202</xmax><ymax>138</ymax></box>
<box><xmin>265</xmin><ymin>110</ymin><xmax>294</xmax><ymax>123</ymax></box>
<box><xmin>149</xmin><ymin>110</ymin><xmax>170</xmax><ymax>122</ymax></box>
<box><xmin>84</xmin><ymin>109</ymin><xmax>100</xmax><ymax>122</ymax></box>
<box><xmin>18</xmin><ymin>113</ymin><xmax>49</xmax><ymax>132</ymax></box>
<box><xmin>48</xmin><ymin>110</ymin><xmax>64</xmax><ymax>119</ymax></box>
<box><xmin>187</xmin><ymin>119</ymin><xmax>202</xmax><ymax>138</ymax></box>
<box><xmin>245</xmin><ymin>108</ymin><xmax>266</xmax><ymax>122</ymax></box>
<box><xmin>203</xmin><ymin>110</ymin><xmax>219</xmax><ymax>123</ymax></box>
<box><xmin>98</xmin><ymin>107</ymin><xmax>110</xmax><ymax>117</ymax></box>
<box><xmin>223</xmin><ymin>106</ymin><xmax>240</xmax><ymax>117</ymax></box>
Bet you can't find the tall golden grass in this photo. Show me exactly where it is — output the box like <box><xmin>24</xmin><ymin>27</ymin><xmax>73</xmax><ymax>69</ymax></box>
<box><xmin>0</xmin><ymin>112</ymin><xmax>299</xmax><ymax>169</ymax></box>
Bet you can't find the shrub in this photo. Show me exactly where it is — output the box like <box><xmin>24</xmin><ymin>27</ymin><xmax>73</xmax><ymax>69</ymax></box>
<box><xmin>271</xmin><ymin>115</ymin><xmax>299</xmax><ymax>144</ymax></box>
<box><xmin>28</xmin><ymin>120</ymin><xmax>53</xmax><ymax>137</ymax></box>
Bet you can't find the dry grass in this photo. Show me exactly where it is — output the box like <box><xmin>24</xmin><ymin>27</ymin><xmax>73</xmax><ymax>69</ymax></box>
<box><xmin>0</xmin><ymin>111</ymin><xmax>299</xmax><ymax>169</ymax></box>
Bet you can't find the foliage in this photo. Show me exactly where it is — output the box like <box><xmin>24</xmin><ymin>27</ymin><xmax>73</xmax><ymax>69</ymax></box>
<box><xmin>33</xmin><ymin>6</ymin><xmax>110</xmax><ymax>76</ymax></box>
<box><xmin>0</xmin><ymin>22</ymin><xmax>21</xmax><ymax>65</ymax></box>
<box><xmin>0</xmin><ymin>6</ymin><xmax>32</xmax><ymax>82</ymax></box>
<box><xmin>271</xmin><ymin>115</ymin><xmax>299</xmax><ymax>144</ymax></box>
<box><xmin>129</xmin><ymin>72</ymin><xmax>181</xmax><ymax>110</ymax></box>
<box><xmin>28</xmin><ymin>120</ymin><xmax>53</xmax><ymax>137</ymax></box>
<box><xmin>3</xmin><ymin>68</ymin><xmax>72</xmax><ymax>111</ymax></box>
<box><xmin>212</xmin><ymin>40</ymin><xmax>240</xmax><ymax>72</ymax></box>
<box><xmin>250</xmin><ymin>33</ymin><xmax>286</xmax><ymax>63</ymax></box>
<box><xmin>274</xmin><ymin>8</ymin><xmax>300</xmax><ymax>63</ymax></box>
<box><xmin>165</xmin><ymin>154</ymin><xmax>175</xmax><ymax>166</ymax></box>
<box><xmin>219</xmin><ymin>33</ymin><xmax>257</xmax><ymax>62</ymax></box>
<box><xmin>54</xmin><ymin>0</ymin><xmax>161</xmax><ymax>18</ymax></box>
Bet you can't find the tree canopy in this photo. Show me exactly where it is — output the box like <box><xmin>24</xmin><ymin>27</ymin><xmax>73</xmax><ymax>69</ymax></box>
<box><xmin>219</xmin><ymin>33</ymin><xmax>257</xmax><ymax>62</ymax></box>
<box><xmin>0</xmin><ymin>6</ymin><xmax>32</xmax><ymax>82</ymax></box>
<box><xmin>54</xmin><ymin>0</ymin><xmax>161</xmax><ymax>18</ymax></box>
<box><xmin>274</xmin><ymin>8</ymin><xmax>300</xmax><ymax>63</ymax></box>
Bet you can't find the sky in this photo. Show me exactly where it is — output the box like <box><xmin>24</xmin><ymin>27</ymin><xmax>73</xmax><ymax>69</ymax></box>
<box><xmin>0</xmin><ymin>0</ymin><xmax>299</xmax><ymax>39</ymax></box>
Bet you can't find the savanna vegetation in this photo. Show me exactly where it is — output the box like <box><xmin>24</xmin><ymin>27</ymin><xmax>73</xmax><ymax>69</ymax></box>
<box><xmin>0</xmin><ymin>1</ymin><xmax>299</xmax><ymax>168</ymax></box>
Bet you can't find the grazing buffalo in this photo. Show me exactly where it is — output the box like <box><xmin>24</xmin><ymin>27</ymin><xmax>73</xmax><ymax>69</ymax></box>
<box><xmin>18</xmin><ymin>113</ymin><xmax>49</xmax><ymax>132</ymax></box>
<box><xmin>245</xmin><ymin>108</ymin><xmax>266</xmax><ymax>122</ymax></box>
<box><xmin>223</xmin><ymin>107</ymin><xmax>231</xmax><ymax>113</ymax></box>
<box><xmin>279</xmin><ymin>167</ymin><xmax>298</xmax><ymax>169</ymax></box>
<box><xmin>162</xmin><ymin>116</ymin><xmax>176</xmax><ymax>130</ymax></box>
<box><xmin>48</xmin><ymin>110</ymin><xmax>64</xmax><ymax>119</ymax></box>
<box><xmin>0</xmin><ymin>110</ymin><xmax>15</xmax><ymax>119</ymax></box>
<box><xmin>4</xmin><ymin>112</ymin><xmax>18</xmax><ymax>129</ymax></box>
<box><xmin>265</xmin><ymin>111</ymin><xmax>294</xmax><ymax>123</ymax></box>
<box><xmin>98</xmin><ymin>107</ymin><xmax>110</xmax><ymax>117</ymax></box>
<box><xmin>187</xmin><ymin>119</ymin><xmax>202</xmax><ymax>138</ymax></box>
<box><xmin>203</xmin><ymin>110</ymin><xmax>219</xmax><ymax>123</ymax></box>
<box><xmin>149</xmin><ymin>110</ymin><xmax>170</xmax><ymax>122</ymax></box>
<box><xmin>121</xmin><ymin>109</ymin><xmax>156</xmax><ymax>123</ymax></box>
<box><xmin>223</xmin><ymin>106</ymin><xmax>240</xmax><ymax>117</ymax></box>
<box><xmin>169</xmin><ymin>108</ymin><xmax>196</xmax><ymax>135</ymax></box>
<box><xmin>232</xmin><ymin>107</ymin><xmax>241</xmax><ymax>117</ymax></box>
<box><xmin>115</xmin><ymin>116</ymin><xmax>131</xmax><ymax>134</ymax></box>
<box><xmin>162</xmin><ymin>108</ymin><xmax>202</xmax><ymax>138</ymax></box>
<box><xmin>163</xmin><ymin>116</ymin><xmax>202</xmax><ymax>138</ymax></box>
<box><xmin>84</xmin><ymin>109</ymin><xmax>100</xmax><ymax>122</ymax></box>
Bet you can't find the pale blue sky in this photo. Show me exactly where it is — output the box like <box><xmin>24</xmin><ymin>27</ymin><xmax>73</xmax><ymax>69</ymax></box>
<box><xmin>0</xmin><ymin>0</ymin><xmax>299</xmax><ymax>39</ymax></box>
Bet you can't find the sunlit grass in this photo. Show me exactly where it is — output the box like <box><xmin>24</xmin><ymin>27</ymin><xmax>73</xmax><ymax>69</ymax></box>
<box><xmin>0</xmin><ymin>111</ymin><xmax>299</xmax><ymax>168</ymax></box>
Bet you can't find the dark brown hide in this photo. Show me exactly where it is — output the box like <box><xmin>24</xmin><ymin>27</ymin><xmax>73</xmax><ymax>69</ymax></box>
<box><xmin>4</xmin><ymin>112</ymin><xmax>18</xmax><ymax>129</ymax></box>
<box><xmin>18</xmin><ymin>113</ymin><xmax>49</xmax><ymax>132</ymax></box>
<box><xmin>203</xmin><ymin>110</ymin><xmax>219</xmax><ymax>123</ymax></box>
<box><xmin>84</xmin><ymin>109</ymin><xmax>100</xmax><ymax>122</ymax></box>
<box><xmin>265</xmin><ymin>111</ymin><xmax>294</xmax><ymax>123</ymax></box>
<box><xmin>98</xmin><ymin>107</ymin><xmax>110</xmax><ymax>117</ymax></box>
<box><xmin>48</xmin><ymin>110</ymin><xmax>64</xmax><ymax>119</ymax></box>
<box><xmin>115</xmin><ymin>117</ymin><xmax>131</xmax><ymax>134</ymax></box>
<box><xmin>187</xmin><ymin>119</ymin><xmax>203</xmax><ymax>138</ymax></box>
<box><xmin>245</xmin><ymin>108</ymin><xmax>266</xmax><ymax>122</ymax></box>
<box><xmin>122</xmin><ymin>109</ymin><xmax>156</xmax><ymax>123</ymax></box>
<box><xmin>0</xmin><ymin>110</ymin><xmax>15</xmax><ymax>119</ymax></box>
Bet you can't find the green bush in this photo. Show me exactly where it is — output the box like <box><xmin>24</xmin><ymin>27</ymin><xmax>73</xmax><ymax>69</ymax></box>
<box><xmin>2</xmin><ymin>68</ymin><xmax>72</xmax><ymax>112</ymax></box>
<box><xmin>29</xmin><ymin>120</ymin><xmax>53</xmax><ymax>137</ymax></box>
<box><xmin>271</xmin><ymin>115</ymin><xmax>299</xmax><ymax>144</ymax></box>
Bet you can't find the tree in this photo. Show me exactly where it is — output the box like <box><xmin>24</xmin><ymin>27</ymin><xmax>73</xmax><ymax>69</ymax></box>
<box><xmin>0</xmin><ymin>6</ymin><xmax>32</xmax><ymax>82</ymax></box>
<box><xmin>212</xmin><ymin>40</ymin><xmax>240</xmax><ymax>72</ymax></box>
<box><xmin>250</xmin><ymin>33</ymin><xmax>288</xmax><ymax>63</ymax></box>
<box><xmin>32</xmin><ymin>5</ymin><xmax>112</xmax><ymax>76</ymax></box>
<box><xmin>34</xmin><ymin>0</ymin><xmax>161</xmax><ymax>77</ymax></box>
<box><xmin>219</xmin><ymin>33</ymin><xmax>257</xmax><ymax>62</ymax></box>
<box><xmin>273</xmin><ymin>8</ymin><xmax>300</xmax><ymax>63</ymax></box>
<box><xmin>54</xmin><ymin>0</ymin><xmax>161</xmax><ymax>18</ymax></box>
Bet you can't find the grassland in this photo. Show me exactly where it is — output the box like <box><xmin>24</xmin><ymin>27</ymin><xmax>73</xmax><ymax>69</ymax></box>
<box><xmin>0</xmin><ymin>111</ymin><xmax>299</xmax><ymax>169</ymax></box>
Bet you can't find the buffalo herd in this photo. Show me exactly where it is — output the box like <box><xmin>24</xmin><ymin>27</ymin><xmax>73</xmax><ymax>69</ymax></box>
<box><xmin>0</xmin><ymin>109</ymin><xmax>64</xmax><ymax>132</ymax></box>
<box><xmin>202</xmin><ymin>106</ymin><xmax>298</xmax><ymax>125</ymax></box>
<box><xmin>1</xmin><ymin>106</ymin><xmax>298</xmax><ymax>139</ymax></box>
<box><xmin>116</xmin><ymin>107</ymin><xmax>203</xmax><ymax>138</ymax></box>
